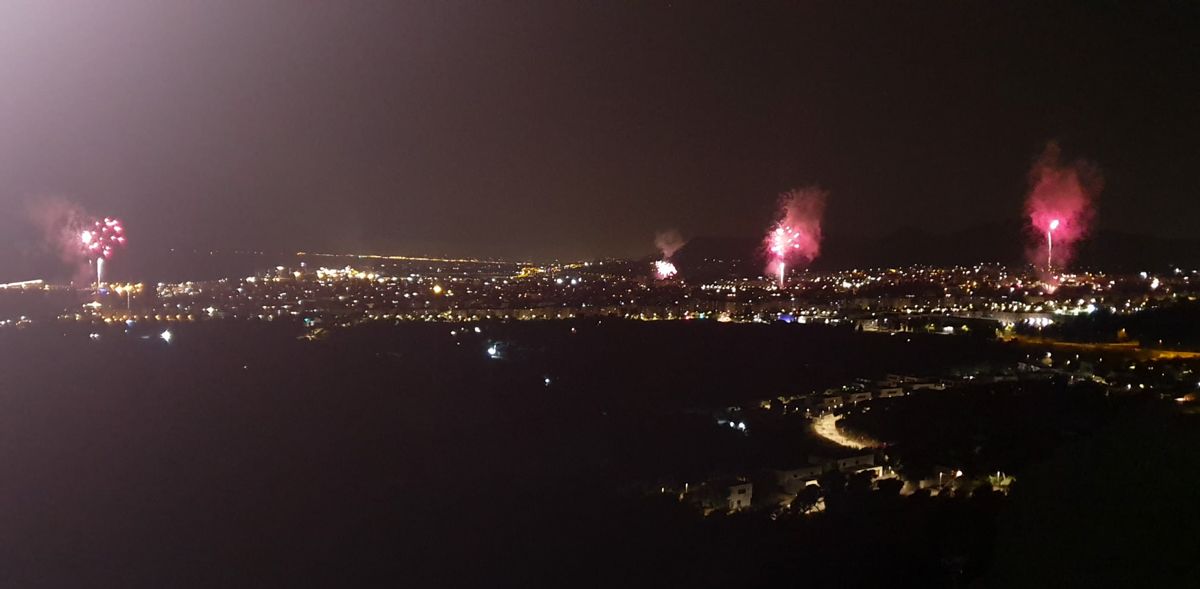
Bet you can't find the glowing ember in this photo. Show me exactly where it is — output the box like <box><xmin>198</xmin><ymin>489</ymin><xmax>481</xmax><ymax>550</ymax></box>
<box><xmin>764</xmin><ymin>187</ymin><xmax>826</xmax><ymax>287</ymax></box>
<box><xmin>654</xmin><ymin>260</ymin><xmax>678</xmax><ymax>279</ymax></box>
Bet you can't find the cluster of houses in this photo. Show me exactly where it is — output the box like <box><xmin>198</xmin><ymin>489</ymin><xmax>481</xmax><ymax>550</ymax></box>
<box><xmin>746</xmin><ymin>374</ymin><xmax>948</xmax><ymax>416</ymax></box>
<box><xmin>684</xmin><ymin>373</ymin><xmax>1001</xmax><ymax>515</ymax></box>
<box><xmin>815</xmin><ymin>374</ymin><xmax>948</xmax><ymax>411</ymax></box>
<box><xmin>680</xmin><ymin>454</ymin><xmax>1004</xmax><ymax>515</ymax></box>
<box><xmin>775</xmin><ymin>454</ymin><xmax>883</xmax><ymax>495</ymax></box>
<box><xmin>683</xmin><ymin>453</ymin><xmax>889</xmax><ymax>515</ymax></box>
<box><xmin>678</xmin><ymin>368</ymin><xmax>1078</xmax><ymax>516</ymax></box>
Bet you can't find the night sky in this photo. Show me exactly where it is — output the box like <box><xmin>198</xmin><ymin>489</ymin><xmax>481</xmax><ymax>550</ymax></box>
<box><xmin>1</xmin><ymin>1</ymin><xmax>1196</xmax><ymax>263</ymax></box>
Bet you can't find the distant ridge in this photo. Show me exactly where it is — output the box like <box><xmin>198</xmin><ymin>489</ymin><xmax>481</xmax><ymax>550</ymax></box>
<box><xmin>672</xmin><ymin>220</ymin><xmax>1200</xmax><ymax>274</ymax></box>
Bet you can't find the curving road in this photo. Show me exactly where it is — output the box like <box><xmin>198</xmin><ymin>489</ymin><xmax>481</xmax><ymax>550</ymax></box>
<box><xmin>812</xmin><ymin>412</ymin><xmax>878</xmax><ymax>450</ymax></box>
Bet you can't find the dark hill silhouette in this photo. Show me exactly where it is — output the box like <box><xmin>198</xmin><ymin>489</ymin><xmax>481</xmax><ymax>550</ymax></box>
<box><xmin>672</xmin><ymin>220</ymin><xmax>1200</xmax><ymax>275</ymax></box>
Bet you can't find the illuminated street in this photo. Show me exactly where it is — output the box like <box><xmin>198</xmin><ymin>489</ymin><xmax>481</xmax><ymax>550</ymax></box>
<box><xmin>812</xmin><ymin>412</ymin><xmax>877</xmax><ymax>450</ymax></box>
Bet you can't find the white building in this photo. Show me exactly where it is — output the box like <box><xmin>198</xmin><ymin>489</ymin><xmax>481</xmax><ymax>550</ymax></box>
<box><xmin>837</xmin><ymin>454</ymin><xmax>883</xmax><ymax>478</ymax></box>
<box><xmin>775</xmin><ymin>466</ymin><xmax>823</xmax><ymax>495</ymax></box>
<box><xmin>726</xmin><ymin>482</ymin><xmax>753</xmax><ymax>511</ymax></box>
<box><xmin>877</xmin><ymin>386</ymin><xmax>905</xmax><ymax>398</ymax></box>
<box><xmin>847</xmin><ymin>391</ymin><xmax>873</xmax><ymax>404</ymax></box>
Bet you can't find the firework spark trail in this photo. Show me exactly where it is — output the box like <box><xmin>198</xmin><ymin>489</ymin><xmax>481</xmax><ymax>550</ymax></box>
<box><xmin>653</xmin><ymin>229</ymin><xmax>685</xmax><ymax>279</ymax></box>
<box><xmin>765</xmin><ymin>187</ymin><xmax>826</xmax><ymax>287</ymax></box>
<box><xmin>1047</xmin><ymin>218</ymin><xmax>1059</xmax><ymax>269</ymax></box>
<box><xmin>1025</xmin><ymin>142</ymin><xmax>1102</xmax><ymax>272</ymax></box>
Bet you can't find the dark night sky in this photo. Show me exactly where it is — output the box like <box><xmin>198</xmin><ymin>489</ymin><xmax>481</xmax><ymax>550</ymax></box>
<box><xmin>1</xmin><ymin>1</ymin><xmax>1196</xmax><ymax>264</ymax></box>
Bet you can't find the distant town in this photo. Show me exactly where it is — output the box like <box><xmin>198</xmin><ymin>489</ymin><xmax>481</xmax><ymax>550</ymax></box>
<box><xmin>4</xmin><ymin>253</ymin><xmax>1196</xmax><ymax>338</ymax></box>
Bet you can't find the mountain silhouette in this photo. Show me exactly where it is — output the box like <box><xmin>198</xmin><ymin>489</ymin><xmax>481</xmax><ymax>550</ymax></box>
<box><xmin>672</xmin><ymin>220</ymin><xmax>1200</xmax><ymax>275</ymax></box>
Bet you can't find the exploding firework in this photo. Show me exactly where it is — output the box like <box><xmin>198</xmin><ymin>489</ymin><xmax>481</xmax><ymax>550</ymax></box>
<box><xmin>80</xmin><ymin>217</ymin><xmax>126</xmax><ymax>260</ymax></box>
<box><xmin>79</xmin><ymin>217</ymin><xmax>127</xmax><ymax>292</ymax></box>
<box><xmin>765</xmin><ymin>187</ymin><xmax>826</xmax><ymax>287</ymax></box>
<box><xmin>654</xmin><ymin>260</ymin><xmax>678</xmax><ymax>279</ymax></box>
<box><xmin>653</xmin><ymin>229</ymin><xmax>685</xmax><ymax>280</ymax></box>
<box><xmin>1025</xmin><ymin>142</ymin><xmax>1102</xmax><ymax>271</ymax></box>
<box><xmin>25</xmin><ymin>198</ymin><xmax>129</xmax><ymax>288</ymax></box>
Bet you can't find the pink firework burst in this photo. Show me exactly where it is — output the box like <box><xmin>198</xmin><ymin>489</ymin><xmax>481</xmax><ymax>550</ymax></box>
<box><xmin>764</xmin><ymin>187</ymin><xmax>826</xmax><ymax>287</ymax></box>
<box><xmin>80</xmin><ymin>217</ymin><xmax>127</xmax><ymax>260</ymax></box>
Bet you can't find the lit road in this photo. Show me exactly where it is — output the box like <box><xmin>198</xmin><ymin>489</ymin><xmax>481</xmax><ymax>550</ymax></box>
<box><xmin>812</xmin><ymin>413</ymin><xmax>877</xmax><ymax>450</ymax></box>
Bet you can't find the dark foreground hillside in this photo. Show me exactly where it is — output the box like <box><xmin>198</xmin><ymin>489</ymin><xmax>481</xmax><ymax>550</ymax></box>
<box><xmin>0</xmin><ymin>320</ymin><xmax>1190</xmax><ymax>587</ymax></box>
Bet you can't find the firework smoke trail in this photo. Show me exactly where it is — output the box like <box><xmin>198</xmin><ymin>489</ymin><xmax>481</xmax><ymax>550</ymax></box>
<box><xmin>1024</xmin><ymin>142</ymin><xmax>1102</xmax><ymax>272</ymax></box>
<box><xmin>26</xmin><ymin>197</ymin><xmax>89</xmax><ymax>268</ymax></box>
<box><xmin>653</xmin><ymin>229</ymin><xmax>685</xmax><ymax>280</ymax></box>
<box><xmin>765</xmin><ymin>187</ymin><xmax>827</xmax><ymax>287</ymax></box>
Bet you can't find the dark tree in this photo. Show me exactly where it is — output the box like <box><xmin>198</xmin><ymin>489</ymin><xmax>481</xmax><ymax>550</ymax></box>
<box><xmin>877</xmin><ymin>478</ymin><xmax>903</xmax><ymax>497</ymax></box>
